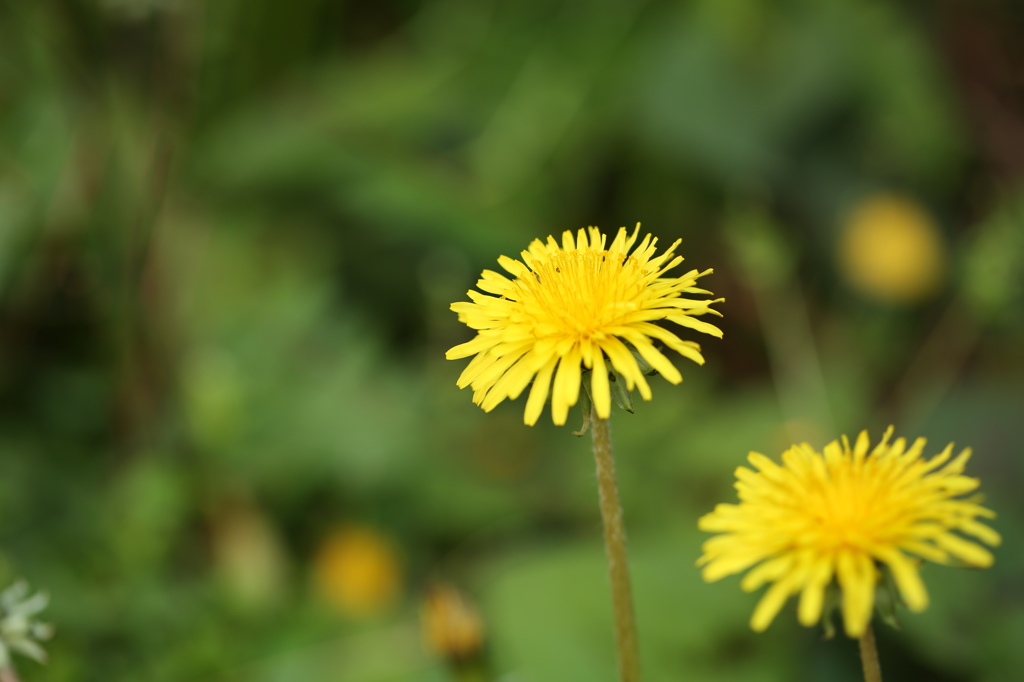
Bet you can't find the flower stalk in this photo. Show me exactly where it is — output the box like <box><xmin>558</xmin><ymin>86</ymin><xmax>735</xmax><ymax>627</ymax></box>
<box><xmin>590</xmin><ymin>408</ymin><xmax>640</xmax><ymax>682</ymax></box>
<box><xmin>858</xmin><ymin>624</ymin><xmax>883</xmax><ymax>682</ymax></box>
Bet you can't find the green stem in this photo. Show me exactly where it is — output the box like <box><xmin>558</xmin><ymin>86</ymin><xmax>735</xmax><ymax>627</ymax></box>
<box><xmin>590</xmin><ymin>409</ymin><xmax>641</xmax><ymax>682</ymax></box>
<box><xmin>858</xmin><ymin>624</ymin><xmax>883</xmax><ymax>682</ymax></box>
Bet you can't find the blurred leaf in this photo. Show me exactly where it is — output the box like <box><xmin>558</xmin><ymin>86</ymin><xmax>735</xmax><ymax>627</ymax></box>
<box><xmin>482</xmin><ymin>527</ymin><xmax>798</xmax><ymax>682</ymax></box>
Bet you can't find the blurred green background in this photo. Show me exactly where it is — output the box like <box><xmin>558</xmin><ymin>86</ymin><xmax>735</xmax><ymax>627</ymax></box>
<box><xmin>1</xmin><ymin>0</ymin><xmax>1023</xmax><ymax>680</ymax></box>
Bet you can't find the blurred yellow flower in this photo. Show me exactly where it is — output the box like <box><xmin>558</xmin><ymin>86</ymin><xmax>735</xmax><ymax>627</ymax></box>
<box><xmin>698</xmin><ymin>427</ymin><xmax>999</xmax><ymax>638</ymax></box>
<box><xmin>838</xmin><ymin>194</ymin><xmax>946</xmax><ymax>305</ymax></box>
<box><xmin>421</xmin><ymin>583</ymin><xmax>484</xmax><ymax>662</ymax></box>
<box><xmin>446</xmin><ymin>225</ymin><xmax>722</xmax><ymax>425</ymax></box>
<box><xmin>313</xmin><ymin>526</ymin><xmax>401</xmax><ymax>617</ymax></box>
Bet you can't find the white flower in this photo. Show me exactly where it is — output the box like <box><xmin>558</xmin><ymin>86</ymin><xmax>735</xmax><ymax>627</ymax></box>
<box><xmin>0</xmin><ymin>582</ymin><xmax>53</xmax><ymax>671</ymax></box>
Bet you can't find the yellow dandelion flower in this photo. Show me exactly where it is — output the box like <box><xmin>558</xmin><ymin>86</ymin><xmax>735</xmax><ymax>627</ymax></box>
<box><xmin>697</xmin><ymin>427</ymin><xmax>1000</xmax><ymax>638</ymax></box>
<box><xmin>838</xmin><ymin>194</ymin><xmax>946</xmax><ymax>305</ymax></box>
<box><xmin>313</xmin><ymin>526</ymin><xmax>402</xmax><ymax>617</ymax></box>
<box><xmin>421</xmin><ymin>583</ymin><xmax>485</xmax><ymax>662</ymax></box>
<box><xmin>446</xmin><ymin>224</ymin><xmax>723</xmax><ymax>426</ymax></box>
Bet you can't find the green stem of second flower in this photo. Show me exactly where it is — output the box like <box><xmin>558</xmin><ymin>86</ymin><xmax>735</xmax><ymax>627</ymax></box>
<box><xmin>590</xmin><ymin>409</ymin><xmax>641</xmax><ymax>682</ymax></box>
<box><xmin>858</xmin><ymin>624</ymin><xmax>883</xmax><ymax>682</ymax></box>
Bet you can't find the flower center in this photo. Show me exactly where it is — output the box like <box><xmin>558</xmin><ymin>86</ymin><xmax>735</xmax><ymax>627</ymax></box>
<box><xmin>520</xmin><ymin>250</ymin><xmax>647</xmax><ymax>339</ymax></box>
<box><xmin>800</xmin><ymin>473</ymin><xmax>892</xmax><ymax>551</ymax></box>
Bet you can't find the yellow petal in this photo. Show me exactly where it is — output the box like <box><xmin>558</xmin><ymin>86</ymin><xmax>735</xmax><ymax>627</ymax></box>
<box><xmin>497</xmin><ymin>255</ymin><xmax>528</xmax><ymax>278</ymax></box>
<box><xmin>837</xmin><ymin>551</ymin><xmax>876</xmax><ymax>638</ymax></box>
<box><xmin>523</xmin><ymin>355</ymin><xmax>559</xmax><ymax>426</ymax></box>
<box><xmin>480</xmin><ymin>355</ymin><xmax>539</xmax><ymax>411</ymax></box>
<box><xmin>600</xmin><ymin>336</ymin><xmax>651</xmax><ymax>400</ymax></box>
<box><xmin>446</xmin><ymin>333</ymin><xmax>499</xmax><ymax>360</ymax></box>
<box><xmin>701</xmin><ymin>550</ymin><xmax>768</xmax><ymax>583</ymax></box>
<box><xmin>874</xmin><ymin>547</ymin><xmax>928</xmax><ymax>612</ymax></box>
<box><xmin>798</xmin><ymin>559</ymin><xmax>834</xmax><ymax>626</ymax></box>
<box><xmin>550</xmin><ymin>346</ymin><xmax>582</xmax><ymax>426</ymax></box>
<box><xmin>561</xmin><ymin>230</ymin><xmax>575</xmax><ymax>251</ymax></box>
<box><xmin>591</xmin><ymin>351</ymin><xmax>611</xmax><ymax>419</ymax></box>
<box><xmin>750</xmin><ymin>574</ymin><xmax>797</xmax><ymax>632</ymax></box>
<box><xmin>934</xmin><ymin>533</ymin><xmax>993</xmax><ymax>567</ymax></box>
<box><xmin>740</xmin><ymin>555</ymin><xmax>795</xmax><ymax>592</ymax></box>
<box><xmin>959</xmin><ymin>519</ymin><xmax>1001</xmax><ymax>547</ymax></box>
<box><xmin>666</xmin><ymin>313</ymin><xmax>724</xmax><ymax>338</ymax></box>
<box><xmin>619</xmin><ymin>333</ymin><xmax>682</xmax><ymax>384</ymax></box>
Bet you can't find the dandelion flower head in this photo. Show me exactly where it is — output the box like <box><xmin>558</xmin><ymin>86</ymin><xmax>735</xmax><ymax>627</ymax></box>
<box><xmin>421</xmin><ymin>583</ymin><xmax>485</xmax><ymax>661</ymax></box>
<box><xmin>446</xmin><ymin>225</ymin><xmax>722</xmax><ymax>425</ymax></box>
<box><xmin>838</xmin><ymin>194</ymin><xmax>945</xmax><ymax>305</ymax></box>
<box><xmin>314</xmin><ymin>526</ymin><xmax>402</xmax><ymax>617</ymax></box>
<box><xmin>698</xmin><ymin>428</ymin><xmax>1000</xmax><ymax>638</ymax></box>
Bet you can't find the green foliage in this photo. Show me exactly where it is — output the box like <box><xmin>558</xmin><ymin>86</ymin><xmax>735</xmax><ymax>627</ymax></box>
<box><xmin>0</xmin><ymin>1</ymin><xmax>1022</xmax><ymax>681</ymax></box>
